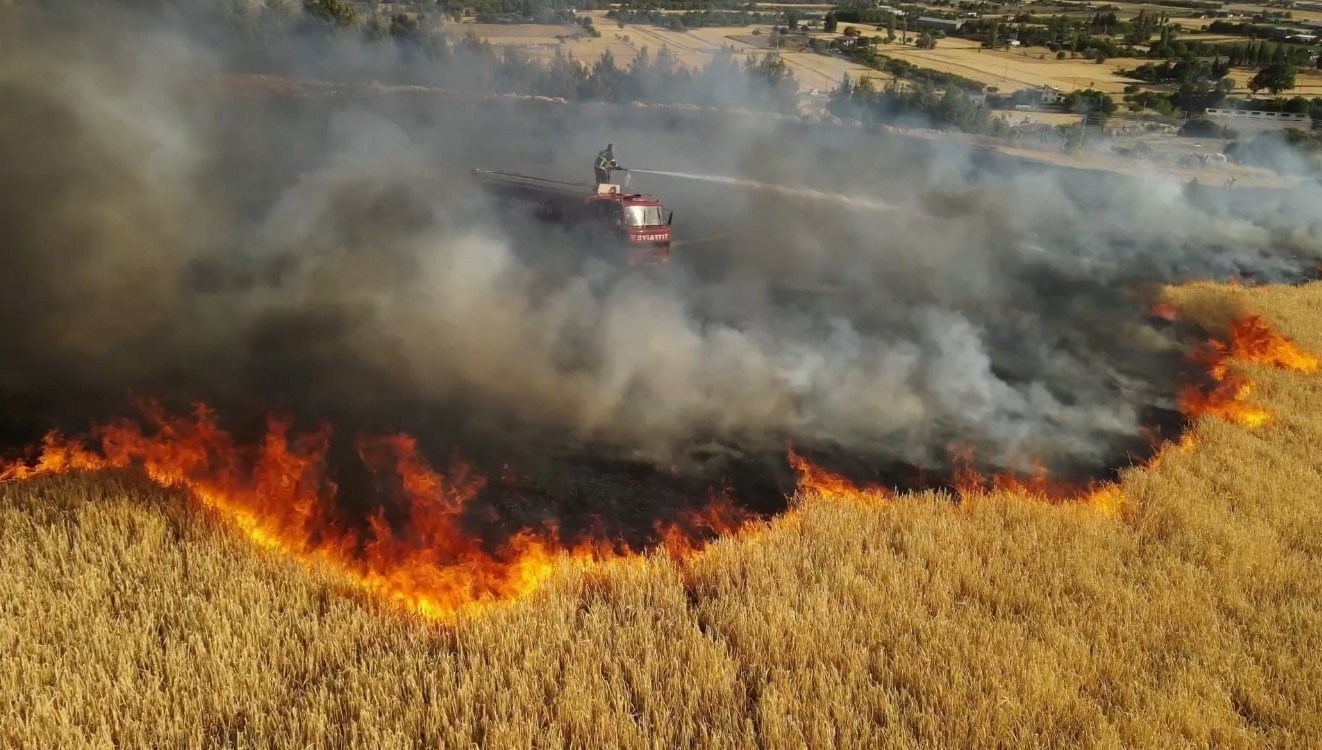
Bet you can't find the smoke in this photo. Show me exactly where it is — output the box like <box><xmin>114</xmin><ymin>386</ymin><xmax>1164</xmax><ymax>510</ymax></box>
<box><xmin>0</xmin><ymin>19</ymin><xmax>217</xmax><ymax>392</ymax></box>
<box><xmin>3</xmin><ymin>2</ymin><xmax>1320</xmax><ymax>490</ymax></box>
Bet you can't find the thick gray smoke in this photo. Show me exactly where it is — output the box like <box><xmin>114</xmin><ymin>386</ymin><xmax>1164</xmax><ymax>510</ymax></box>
<box><xmin>3</xmin><ymin>4</ymin><xmax>1320</xmax><ymax>482</ymax></box>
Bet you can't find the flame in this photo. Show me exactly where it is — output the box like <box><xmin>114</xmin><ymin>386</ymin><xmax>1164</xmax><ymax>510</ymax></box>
<box><xmin>655</xmin><ymin>486</ymin><xmax>753</xmax><ymax>556</ymax></box>
<box><xmin>786</xmin><ymin>448</ymin><xmax>892</xmax><ymax>505</ymax></box>
<box><xmin>1</xmin><ymin>313</ymin><xmax>1316</xmax><ymax>619</ymax></box>
<box><xmin>789</xmin><ymin>313</ymin><xmax>1318</xmax><ymax>516</ymax></box>
<box><xmin>1148</xmin><ymin>302</ymin><xmax>1178</xmax><ymax>323</ymax></box>
<box><xmin>785</xmin><ymin>445</ymin><xmax>1126</xmax><ymax>515</ymax></box>
<box><xmin>1178</xmin><ymin>315</ymin><xmax>1318</xmax><ymax>428</ymax></box>
<box><xmin>1221</xmin><ymin>315</ymin><xmax>1318</xmax><ymax>374</ymax></box>
<box><xmin>1178</xmin><ymin>374</ymin><xmax>1268</xmax><ymax>428</ymax></box>
<box><xmin>0</xmin><ymin>402</ymin><xmax>750</xmax><ymax>620</ymax></box>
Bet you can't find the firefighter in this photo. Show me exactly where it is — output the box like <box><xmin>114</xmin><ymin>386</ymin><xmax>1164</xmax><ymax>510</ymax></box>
<box><xmin>594</xmin><ymin>144</ymin><xmax>622</xmax><ymax>185</ymax></box>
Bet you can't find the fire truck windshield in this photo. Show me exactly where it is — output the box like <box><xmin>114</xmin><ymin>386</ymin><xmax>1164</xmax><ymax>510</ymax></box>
<box><xmin>623</xmin><ymin>205</ymin><xmax>666</xmax><ymax>227</ymax></box>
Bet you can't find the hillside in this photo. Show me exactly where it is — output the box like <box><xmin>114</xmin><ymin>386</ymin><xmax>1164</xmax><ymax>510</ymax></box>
<box><xmin>2</xmin><ymin>279</ymin><xmax>1320</xmax><ymax>748</ymax></box>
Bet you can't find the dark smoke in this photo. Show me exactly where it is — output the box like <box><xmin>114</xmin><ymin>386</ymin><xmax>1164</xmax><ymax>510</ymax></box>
<box><xmin>2</xmin><ymin>2</ymin><xmax>1320</xmax><ymax>530</ymax></box>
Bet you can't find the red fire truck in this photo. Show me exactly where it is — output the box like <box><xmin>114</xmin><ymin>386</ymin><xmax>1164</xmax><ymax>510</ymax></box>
<box><xmin>471</xmin><ymin>168</ymin><xmax>673</xmax><ymax>265</ymax></box>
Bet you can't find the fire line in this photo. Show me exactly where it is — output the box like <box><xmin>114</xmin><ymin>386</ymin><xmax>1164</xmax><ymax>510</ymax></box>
<box><xmin>0</xmin><ymin>313</ymin><xmax>1316</xmax><ymax>621</ymax></box>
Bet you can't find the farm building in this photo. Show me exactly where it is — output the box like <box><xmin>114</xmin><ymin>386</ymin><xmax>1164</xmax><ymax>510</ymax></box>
<box><xmin>915</xmin><ymin>17</ymin><xmax>966</xmax><ymax>32</ymax></box>
<box><xmin>1035</xmin><ymin>86</ymin><xmax>1063</xmax><ymax>104</ymax></box>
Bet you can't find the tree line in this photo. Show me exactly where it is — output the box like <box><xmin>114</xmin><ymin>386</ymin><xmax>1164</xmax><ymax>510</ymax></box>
<box><xmin>829</xmin><ymin>76</ymin><xmax>1010</xmax><ymax>137</ymax></box>
<box><xmin>466</xmin><ymin>36</ymin><xmax>799</xmax><ymax>112</ymax></box>
<box><xmin>1206</xmin><ymin>19</ymin><xmax>1317</xmax><ymax>45</ymax></box>
<box><xmin>603</xmin><ymin>8</ymin><xmax>778</xmax><ymax>30</ymax></box>
<box><xmin>172</xmin><ymin>0</ymin><xmax>801</xmax><ymax>112</ymax></box>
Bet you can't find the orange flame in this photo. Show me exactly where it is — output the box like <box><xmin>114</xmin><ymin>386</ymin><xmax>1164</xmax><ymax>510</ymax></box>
<box><xmin>786</xmin><ymin>447</ymin><xmax>892</xmax><ymax>505</ymax></box>
<box><xmin>0</xmin><ymin>403</ymin><xmax>751</xmax><ymax>620</ymax></box>
<box><xmin>1148</xmin><ymin>301</ymin><xmax>1178</xmax><ymax>323</ymax></box>
<box><xmin>1178</xmin><ymin>315</ymin><xmax>1318</xmax><ymax>428</ymax></box>
<box><xmin>1222</xmin><ymin>315</ymin><xmax>1318</xmax><ymax>374</ymax></box>
<box><xmin>789</xmin><ymin>313</ymin><xmax>1318</xmax><ymax>516</ymax></box>
<box><xmin>655</xmin><ymin>485</ymin><xmax>752</xmax><ymax>556</ymax></box>
<box><xmin>1</xmin><ymin>313</ymin><xmax>1316</xmax><ymax>619</ymax></box>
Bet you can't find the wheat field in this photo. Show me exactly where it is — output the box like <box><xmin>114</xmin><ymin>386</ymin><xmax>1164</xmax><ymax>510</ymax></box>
<box><xmin>2</xmin><ymin>281</ymin><xmax>1320</xmax><ymax>749</ymax></box>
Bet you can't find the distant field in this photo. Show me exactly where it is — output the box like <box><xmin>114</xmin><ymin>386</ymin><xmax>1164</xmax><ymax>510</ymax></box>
<box><xmin>618</xmin><ymin>20</ymin><xmax>889</xmax><ymax>93</ymax></box>
<box><xmin>1227</xmin><ymin>67</ymin><xmax>1322</xmax><ymax>96</ymax></box>
<box><xmin>778</xmin><ymin>49</ymin><xmax>893</xmax><ymax>93</ymax></box>
<box><xmin>456</xmin><ymin>18</ymin><xmax>1322</xmax><ymax>99</ymax></box>
<box><xmin>460</xmin><ymin>23</ymin><xmax>575</xmax><ymax>41</ymax></box>
<box><xmin>879</xmin><ymin>38</ymin><xmax>1143</xmax><ymax>95</ymax></box>
<box><xmin>1224</xmin><ymin>2</ymin><xmax>1322</xmax><ymax>22</ymax></box>
<box><xmin>456</xmin><ymin>16</ymin><xmax>886</xmax><ymax>96</ymax></box>
<box><xmin>1107</xmin><ymin>2</ymin><xmax>1232</xmax><ymax>18</ymax></box>
<box><xmin>1185</xmin><ymin>33</ymin><xmax>1263</xmax><ymax>43</ymax></box>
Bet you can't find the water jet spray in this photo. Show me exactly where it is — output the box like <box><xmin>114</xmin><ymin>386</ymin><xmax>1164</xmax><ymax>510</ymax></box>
<box><xmin>628</xmin><ymin>169</ymin><xmax>897</xmax><ymax>213</ymax></box>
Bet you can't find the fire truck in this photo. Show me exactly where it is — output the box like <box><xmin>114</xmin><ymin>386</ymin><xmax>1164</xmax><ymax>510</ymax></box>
<box><xmin>471</xmin><ymin>168</ymin><xmax>673</xmax><ymax>265</ymax></box>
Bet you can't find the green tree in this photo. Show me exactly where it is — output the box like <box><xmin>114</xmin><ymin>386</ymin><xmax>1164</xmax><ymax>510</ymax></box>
<box><xmin>1062</xmin><ymin>88</ymin><xmax>1117</xmax><ymax>118</ymax></box>
<box><xmin>824</xmin><ymin>12</ymin><xmax>838</xmax><ymax>33</ymax></box>
<box><xmin>304</xmin><ymin>0</ymin><xmax>356</xmax><ymax>28</ymax></box>
<box><xmin>829</xmin><ymin>73</ymin><xmax>854</xmax><ymax>117</ymax></box>
<box><xmin>743</xmin><ymin>52</ymin><xmax>797</xmax><ymax>111</ymax></box>
<box><xmin>1249</xmin><ymin>62</ymin><xmax>1296</xmax><ymax>95</ymax></box>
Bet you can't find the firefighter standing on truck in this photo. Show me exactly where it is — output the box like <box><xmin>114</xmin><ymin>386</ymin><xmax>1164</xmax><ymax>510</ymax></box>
<box><xmin>594</xmin><ymin>144</ymin><xmax>621</xmax><ymax>185</ymax></box>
